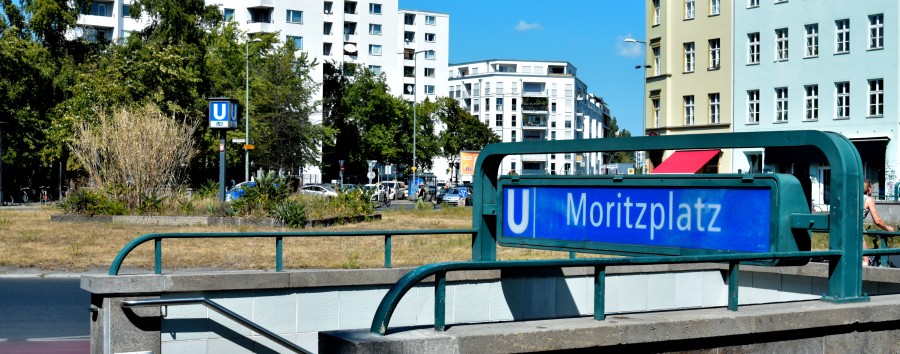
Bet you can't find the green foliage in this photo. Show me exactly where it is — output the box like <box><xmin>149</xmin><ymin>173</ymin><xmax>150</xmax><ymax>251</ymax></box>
<box><xmin>435</xmin><ymin>97</ymin><xmax>501</xmax><ymax>174</ymax></box>
<box><xmin>273</xmin><ymin>199</ymin><xmax>307</xmax><ymax>229</ymax></box>
<box><xmin>230</xmin><ymin>171</ymin><xmax>290</xmax><ymax>217</ymax></box>
<box><xmin>58</xmin><ymin>189</ymin><xmax>126</xmax><ymax>215</ymax></box>
<box><xmin>196</xmin><ymin>180</ymin><xmax>220</xmax><ymax>198</ymax></box>
<box><xmin>607</xmin><ymin>116</ymin><xmax>635</xmax><ymax>163</ymax></box>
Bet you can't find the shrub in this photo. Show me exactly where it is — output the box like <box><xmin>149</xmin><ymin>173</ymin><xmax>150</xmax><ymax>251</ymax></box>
<box><xmin>59</xmin><ymin>189</ymin><xmax>127</xmax><ymax>216</ymax></box>
<box><xmin>273</xmin><ymin>199</ymin><xmax>307</xmax><ymax>228</ymax></box>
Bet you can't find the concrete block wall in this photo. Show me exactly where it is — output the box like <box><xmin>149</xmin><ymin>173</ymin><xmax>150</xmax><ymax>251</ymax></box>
<box><xmin>156</xmin><ymin>269</ymin><xmax>827</xmax><ymax>354</ymax></box>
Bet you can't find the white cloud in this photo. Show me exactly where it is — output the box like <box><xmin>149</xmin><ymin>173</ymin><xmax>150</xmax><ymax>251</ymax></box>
<box><xmin>616</xmin><ymin>34</ymin><xmax>644</xmax><ymax>58</ymax></box>
<box><xmin>515</xmin><ymin>20</ymin><xmax>543</xmax><ymax>32</ymax></box>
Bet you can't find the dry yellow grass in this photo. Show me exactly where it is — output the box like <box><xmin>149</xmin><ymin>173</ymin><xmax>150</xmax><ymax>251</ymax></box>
<box><xmin>0</xmin><ymin>206</ymin><xmax>567</xmax><ymax>273</ymax></box>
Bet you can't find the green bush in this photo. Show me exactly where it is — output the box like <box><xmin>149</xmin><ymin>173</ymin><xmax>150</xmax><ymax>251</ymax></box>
<box><xmin>273</xmin><ymin>199</ymin><xmax>307</xmax><ymax>228</ymax></box>
<box><xmin>231</xmin><ymin>172</ymin><xmax>291</xmax><ymax>217</ymax></box>
<box><xmin>59</xmin><ymin>189</ymin><xmax>126</xmax><ymax>215</ymax></box>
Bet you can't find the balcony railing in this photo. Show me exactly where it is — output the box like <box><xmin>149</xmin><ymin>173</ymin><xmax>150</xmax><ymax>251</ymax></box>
<box><xmin>521</xmin><ymin>104</ymin><xmax>548</xmax><ymax>112</ymax></box>
<box><xmin>522</xmin><ymin>90</ymin><xmax>547</xmax><ymax>97</ymax></box>
<box><xmin>523</xmin><ymin>120</ymin><xmax>548</xmax><ymax>128</ymax></box>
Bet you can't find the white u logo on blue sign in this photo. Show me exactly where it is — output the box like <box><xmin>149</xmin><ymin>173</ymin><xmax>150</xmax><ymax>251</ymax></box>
<box><xmin>506</xmin><ymin>188</ymin><xmax>531</xmax><ymax>235</ymax></box>
<box><xmin>211</xmin><ymin>102</ymin><xmax>228</xmax><ymax>121</ymax></box>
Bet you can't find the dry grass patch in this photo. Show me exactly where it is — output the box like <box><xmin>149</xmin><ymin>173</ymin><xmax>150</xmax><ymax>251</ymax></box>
<box><xmin>0</xmin><ymin>206</ymin><xmax>568</xmax><ymax>272</ymax></box>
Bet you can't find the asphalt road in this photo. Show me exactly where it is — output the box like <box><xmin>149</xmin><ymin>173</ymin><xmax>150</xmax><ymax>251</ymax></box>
<box><xmin>0</xmin><ymin>278</ymin><xmax>90</xmax><ymax>353</ymax></box>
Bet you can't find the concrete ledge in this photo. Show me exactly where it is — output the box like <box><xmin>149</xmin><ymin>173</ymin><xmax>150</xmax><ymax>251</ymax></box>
<box><xmin>52</xmin><ymin>213</ymin><xmax>382</xmax><ymax>228</ymax></box>
<box><xmin>320</xmin><ymin>293</ymin><xmax>900</xmax><ymax>353</ymax></box>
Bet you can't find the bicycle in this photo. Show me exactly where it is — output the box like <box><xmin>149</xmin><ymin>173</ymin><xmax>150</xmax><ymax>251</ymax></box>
<box><xmin>39</xmin><ymin>186</ymin><xmax>51</xmax><ymax>205</ymax></box>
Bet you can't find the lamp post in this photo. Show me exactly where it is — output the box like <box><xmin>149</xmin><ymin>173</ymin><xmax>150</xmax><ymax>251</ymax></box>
<box><xmin>245</xmin><ymin>37</ymin><xmax>262</xmax><ymax>182</ymax></box>
<box><xmin>625</xmin><ymin>38</ymin><xmax>651</xmax><ymax>172</ymax></box>
<box><xmin>404</xmin><ymin>49</ymin><xmax>427</xmax><ymax>196</ymax></box>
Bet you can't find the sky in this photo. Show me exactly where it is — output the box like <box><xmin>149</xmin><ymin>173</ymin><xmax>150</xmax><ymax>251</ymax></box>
<box><xmin>398</xmin><ymin>0</ymin><xmax>648</xmax><ymax>135</ymax></box>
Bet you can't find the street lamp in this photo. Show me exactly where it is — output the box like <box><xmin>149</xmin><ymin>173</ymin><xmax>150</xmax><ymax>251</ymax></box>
<box><xmin>245</xmin><ymin>36</ymin><xmax>262</xmax><ymax>182</ymax></box>
<box><xmin>625</xmin><ymin>38</ymin><xmax>650</xmax><ymax>171</ymax></box>
<box><xmin>404</xmin><ymin>49</ymin><xmax>427</xmax><ymax>195</ymax></box>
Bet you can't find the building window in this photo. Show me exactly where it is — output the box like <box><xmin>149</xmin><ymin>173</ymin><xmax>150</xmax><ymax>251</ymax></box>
<box><xmin>404</xmin><ymin>13</ymin><xmax>415</xmax><ymax>25</ymax></box>
<box><xmin>286</xmin><ymin>9</ymin><xmax>302</xmax><ymax>24</ymax></box>
<box><xmin>684</xmin><ymin>42</ymin><xmax>695</xmax><ymax>72</ymax></box>
<box><xmin>775</xmin><ymin>87</ymin><xmax>788</xmax><ymax>122</ymax></box>
<box><xmin>368</xmin><ymin>44</ymin><xmax>382</xmax><ymax>55</ymax></box>
<box><xmin>424</xmin><ymin>50</ymin><xmax>435</xmax><ymax>59</ymax></box>
<box><xmin>565</xmin><ymin>84</ymin><xmax>573</xmax><ymax>97</ymax></box>
<box><xmin>748</xmin><ymin>90</ymin><xmax>760</xmax><ymax>123</ymax></box>
<box><xmin>403</xmin><ymin>66</ymin><xmax>414</xmax><ymax>78</ymax></box>
<box><xmin>653</xmin><ymin>0</ymin><xmax>660</xmax><ymax>25</ymax></box>
<box><xmin>512</xmin><ymin>98</ymin><xmax>517</xmax><ymax>111</ymax></box>
<box><xmin>369</xmin><ymin>3</ymin><xmax>382</xmax><ymax>14</ymax></box>
<box><xmin>425</xmin><ymin>15</ymin><xmax>436</xmax><ymax>25</ymax></box>
<box><xmin>344</xmin><ymin>1</ymin><xmax>357</xmax><ymax>14</ymax></box>
<box><xmin>511</xmin><ymin>114</ymin><xmax>517</xmax><ymax>127</ymax></box>
<box><xmin>495</xmin><ymin>114</ymin><xmax>503</xmax><ymax>127</ymax></box>
<box><xmin>551</xmin><ymin>131</ymin><xmax>557</xmax><ymax>140</ymax></box>
<box><xmin>425</xmin><ymin>33</ymin><xmax>436</xmax><ymax>42</ymax></box>
<box><xmin>708</xmin><ymin>38</ymin><xmax>720</xmax><ymax>68</ymax></box>
<box><xmin>836</xmin><ymin>19</ymin><xmax>850</xmax><ymax>54</ymax></box>
<box><xmin>551</xmin><ymin>102</ymin><xmax>557</xmax><ymax>112</ymax></box>
<box><xmin>485</xmin><ymin>83</ymin><xmax>491</xmax><ymax>96</ymax></box>
<box><xmin>473</xmin><ymin>83</ymin><xmax>480</xmax><ymax>97</ymax></box>
<box><xmin>652</xmin><ymin>98</ymin><xmax>661</xmax><ymax>127</ymax></box>
<box><xmin>511</xmin><ymin>131</ymin><xmax>517</xmax><ymax>142</ymax></box>
<box><xmin>496</xmin><ymin>82</ymin><xmax>504</xmax><ymax>95</ymax></box>
<box><xmin>496</xmin><ymin>98</ymin><xmax>504</xmax><ymax>111</ymax></box>
<box><xmin>403</xmin><ymin>31</ymin><xmax>415</xmax><ymax>43</ymax></box>
<box><xmin>324</xmin><ymin>2</ymin><xmax>333</xmax><ymax>14</ymax></box>
<box><xmin>748</xmin><ymin>32</ymin><xmax>760</xmax><ymax>64</ymax></box>
<box><xmin>684</xmin><ymin>95</ymin><xmax>695</xmax><ymax>125</ymax></box>
<box><xmin>835</xmin><ymin>82</ymin><xmax>850</xmax><ymax>119</ymax></box>
<box><xmin>425</xmin><ymin>85</ymin><xmax>435</xmax><ymax>95</ymax></box>
<box><xmin>369</xmin><ymin>24</ymin><xmax>381</xmax><ymax>35</ymax></box>
<box><xmin>323</xmin><ymin>42</ymin><xmax>332</xmax><ymax>55</ymax></box>
<box><xmin>709</xmin><ymin>93</ymin><xmax>720</xmax><ymax>124</ymax></box>
<box><xmin>869</xmin><ymin>79</ymin><xmax>884</xmax><ymax>117</ymax></box>
<box><xmin>775</xmin><ymin>28</ymin><xmax>789</xmax><ymax>60</ymax></box>
<box><xmin>804</xmin><ymin>85</ymin><xmax>819</xmax><ymax>121</ymax></box>
<box><xmin>652</xmin><ymin>47</ymin><xmax>661</xmax><ymax>75</ymax></box>
<box><xmin>224</xmin><ymin>8</ymin><xmax>234</xmax><ymax>21</ymax></box>
<box><xmin>684</xmin><ymin>0</ymin><xmax>695</xmax><ymax>20</ymax></box>
<box><xmin>804</xmin><ymin>24</ymin><xmax>818</xmax><ymax>57</ymax></box>
<box><xmin>710</xmin><ymin>0</ymin><xmax>720</xmax><ymax>15</ymax></box>
<box><xmin>869</xmin><ymin>14</ymin><xmax>884</xmax><ymax>50</ymax></box>
<box><xmin>122</xmin><ymin>4</ymin><xmax>132</xmax><ymax>17</ymax></box>
<box><xmin>424</xmin><ymin>68</ymin><xmax>435</xmax><ymax>77</ymax></box>
<box><xmin>369</xmin><ymin>65</ymin><xmax>382</xmax><ymax>75</ymax></box>
<box><xmin>748</xmin><ymin>0</ymin><xmax>759</xmax><ymax>7</ymax></box>
<box><xmin>287</xmin><ymin>35</ymin><xmax>302</xmax><ymax>50</ymax></box>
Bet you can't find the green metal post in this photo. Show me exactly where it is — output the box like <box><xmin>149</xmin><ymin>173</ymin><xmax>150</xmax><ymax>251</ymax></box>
<box><xmin>275</xmin><ymin>236</ymin><xmax>283</xmax><ymax>272</ymax></box>
<box><xmin>154</xmin><ymin>238</ymin><xmax>162</xmax><ymax>274</ymax></box>
<box><xmin>435</xmin><ymin>271</ymin><xmax>446</xmax><ymax>331</ymax></box>
<box><xmin>384</xmin><ymin>235</ymin><xmax>392</xmax><ymax>268</ymax></box>
<box><xmin>727</xmin><ymin>262</ymin><xmax>739</xmax><ymax>311</ymax></box>
<box><xmin>594</xmin><ymin>266</ymin><xmax>606</xmax><ymax>320</ymax></box>
<box><xmin>569</xmin><ymin>251</ymin><xmax>576</xmax><ymax>259</ymax></box>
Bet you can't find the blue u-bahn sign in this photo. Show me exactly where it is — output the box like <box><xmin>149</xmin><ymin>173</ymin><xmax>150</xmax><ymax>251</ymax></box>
<box><xmin>497</xmin><ymin>174</ymin><xmax>811</xmax><ymax>260</ymax></box>
<box><xmin>208</xmin><ymin>97</ymin><xmax>239</xmax><ymax>129</ymax></box>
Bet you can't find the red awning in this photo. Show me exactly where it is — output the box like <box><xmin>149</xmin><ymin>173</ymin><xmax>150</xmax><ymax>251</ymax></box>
<box><xmin>651</xmin><ymin>149</ymin><xmax>720</xmax><ymax>174</ymax></box>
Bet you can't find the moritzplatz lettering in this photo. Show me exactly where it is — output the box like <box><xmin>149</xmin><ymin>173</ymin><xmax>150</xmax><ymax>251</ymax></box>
<box><xmin>502</xmin><ymin>186</ymin><xmax>771</xmax><ymax>253</ymax></box>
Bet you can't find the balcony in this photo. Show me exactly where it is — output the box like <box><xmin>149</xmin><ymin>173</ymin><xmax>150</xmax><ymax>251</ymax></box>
<box><xmin>522</xmin><ymin>89</ymin><xmax>547</xmax><ymax>97</ymax></box>
<box><xmin>246</xmin><ymin>20</ymin><xmax>275</xmax><ymax>34</ymax></box>
<box><xmin>246</xmin><ymin>0</ymin><xmax>275</xmax><ymax>7</ymax></box>
<box><xmin>522</xmin><ymin>104</ymin><xmax>548</xmax><ymax>113</ymax></box>
<box><xmin>521</xmin><ymin>154</ymin><xmax>546</xmax><ymax>162</ymax></box>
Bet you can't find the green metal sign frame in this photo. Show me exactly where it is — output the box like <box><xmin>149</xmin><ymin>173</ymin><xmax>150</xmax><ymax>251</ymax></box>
<box><xmin>495</xmin><ymin>173</ymin><xmax>812</xmax><ymax>265</ymax></box>
<box><xmin>471</xmin><ymin>131</ymin><xmax>865</xmax><ymax>302</ymax></box>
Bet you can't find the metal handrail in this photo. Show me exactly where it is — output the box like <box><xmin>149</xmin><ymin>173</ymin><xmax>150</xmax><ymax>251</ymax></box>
<box><xmin>122</xmin><ymin>298</ymin><xmax>309</xmax><ymax>354</ymax></box>
<box><xmin>109</xmin><ymin>229</ymin><xmax>478</xmax><ymax>275</ymax></box>
<box><xmin>369</xmin><ymin>250</ymin><xmax>842</xmax><ymax>335</ymax></box>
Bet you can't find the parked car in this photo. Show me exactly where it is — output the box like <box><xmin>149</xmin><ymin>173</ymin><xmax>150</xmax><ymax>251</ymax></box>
<box><xmin>441</xmin><ymin>187</ymin><xmax>472</xmax><ymax>206</ymax></box>
<box><xmin>381</xmin><ymin>181</ymin><xmax>407</xmax><ymax>200</ymax></box>
<box><xmin>225</xmin><ymin>181</ymin><xmax>257</xmax><ymax>202</ymax></box>
<box><xmin>299</xmin><ymin>184</ymin><xmax>338</xmax><ymax>198</ymax></box>
<box><xmin>340</xmin><ymin>183</ymin><xmax>358</xmax><ymax>192</ymax></box>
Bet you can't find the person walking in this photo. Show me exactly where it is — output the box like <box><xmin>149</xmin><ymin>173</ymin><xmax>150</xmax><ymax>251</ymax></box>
<box><xmin>864</xmin><ymin>179</ymin><xmax>894</xmax><ymax>266</ymax></box>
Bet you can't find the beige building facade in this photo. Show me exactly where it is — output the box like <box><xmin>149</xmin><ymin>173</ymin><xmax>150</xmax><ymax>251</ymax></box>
<box><xmin>643</xmin><ymin>0</ymin><xmax>733</xmax><ymax>172</ymax></box>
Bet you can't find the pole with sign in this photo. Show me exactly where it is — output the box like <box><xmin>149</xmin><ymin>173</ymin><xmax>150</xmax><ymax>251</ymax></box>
<box><xmin>208</xmin><ymin>97</ymin><xmax>240</xmax><ymax>202</ymax></box>
<box><xmin>339</xmin><ymin>160</ymin><xmax>345</xmax><ymax>189</ymax></box>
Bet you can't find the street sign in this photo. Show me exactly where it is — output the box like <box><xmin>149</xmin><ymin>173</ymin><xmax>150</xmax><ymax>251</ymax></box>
<box><xmin>243</xmin><ymin>144</ymin><xmax>255</xmax><ymax>150</ymax></box>
<box><xmin>208</xmin><ymin>97</ymin><xmax>239</xmax><ymax>129</ymax></box>
<box><xmin>497</xmin><ymin>174</ymin><xmax>811</xmax><ymax>264</ymax></box>
<box><xmin>231</xmin><ymin>138</ymin><xmax>246</xmax><ymax>144</ymax></box>
<box><xmin>367</xmin><ymin>171</ymin><xmax>376</xmax><ymax>182</ymax></box>
<box><xmin>367</xmin><ymin>160</ymin><xmax>376</xmax><ymax>169</ymax></box>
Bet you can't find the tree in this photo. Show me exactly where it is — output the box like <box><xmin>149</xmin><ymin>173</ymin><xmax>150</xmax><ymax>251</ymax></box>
<box><xmin>252</xmin><ymin>40</ymin><xmax>334</xmax><ymax>175</ymax></box>
<box><xmin>434</xmin><ymin>97</ymin><xmax>500</xmax><ymax>178</ymax></box>
<box><xmin>607</xmin><ymin>116</ymin><xmax>634</xmax><ymax>163</ymax></box>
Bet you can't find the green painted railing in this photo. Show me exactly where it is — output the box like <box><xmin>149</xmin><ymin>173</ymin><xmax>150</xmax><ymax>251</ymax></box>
<box><xmin>369</xmin><ymin>250</ymin><xmax>843</xmax><ymax>335</ymax></box>
<box><xmin>108</xmin><ymin>229</ymin><xmax>478</xmax><ymax>276</ymax></box>
<box><xmin>863</xmin><ymin>230</ymin><xmax>900</xmax><ymax>266</ymax></box>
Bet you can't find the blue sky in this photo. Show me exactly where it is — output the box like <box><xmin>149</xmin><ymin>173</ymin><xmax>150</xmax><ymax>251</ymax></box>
<box><xmin>399</xmin><ymin>0</ymin><xmax>648</xmax><ymax>135</ymax></box>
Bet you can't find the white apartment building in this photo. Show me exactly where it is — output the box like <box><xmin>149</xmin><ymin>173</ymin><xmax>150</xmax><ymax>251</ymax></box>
<box><xmin>449</xmin><ymin>60</ymin><xmax>611</xmax><ymax>178</ymax></box>
<box><xmin>75</xmin><ymin>0</ymin><xmax>449</xmax><ymax>183</ymax></box>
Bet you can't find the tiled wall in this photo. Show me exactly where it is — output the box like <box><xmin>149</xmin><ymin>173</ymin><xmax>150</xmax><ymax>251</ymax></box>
<box><xmin>159</xmin><ymin>270</ymin><xmax>827</xmax><ymax>354</ymax></box>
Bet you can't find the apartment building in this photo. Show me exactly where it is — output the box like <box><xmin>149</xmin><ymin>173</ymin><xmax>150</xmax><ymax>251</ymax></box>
<box><xmin>448</xmin><ymin>60</ymin><xmax>612</xmax><ymax>178</ymax></box>
<box><xmin>733</xmin><ymin>0</ymin><xmax>898</xmax><ymax>207</ymax></box>
<box><xmin>643</xmin><ymin>0</ymin><xmax>732</xmax><ymax>173</ymax></box>
<box><xmin>75</xmin><ymin>0</ymin><xmax>449</xmax><ymax>183</ymax></box>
